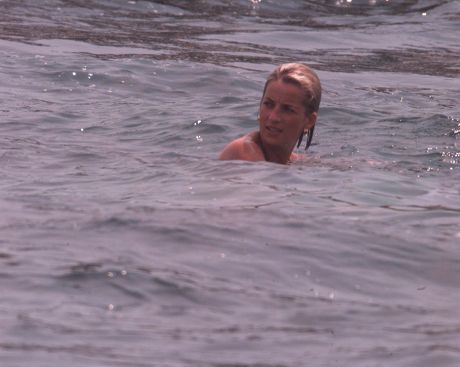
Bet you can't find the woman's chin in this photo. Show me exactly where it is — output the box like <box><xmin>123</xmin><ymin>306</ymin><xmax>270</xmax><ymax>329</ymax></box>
<box><xmin>261</xmin><ymin>137</ymin><xmax>292</xmax><ymax>154</ymax></box>
<box><xmin>261</xmin><ymin>131</ymin><xmax>282</xmax><ymax>147</ymax></box>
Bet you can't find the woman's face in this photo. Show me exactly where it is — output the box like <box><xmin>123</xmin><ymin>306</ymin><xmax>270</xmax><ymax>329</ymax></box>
<box><xmin>259</xmin><ymin>79</ymin><xmax>315</xmax><ymax>152</ymax></box>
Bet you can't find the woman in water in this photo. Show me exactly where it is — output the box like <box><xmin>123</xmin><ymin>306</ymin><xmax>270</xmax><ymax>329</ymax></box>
<box><xmin>219</xmin><ymin>63</ymin><xmax>321</xmax><ymax>165</ymax></box>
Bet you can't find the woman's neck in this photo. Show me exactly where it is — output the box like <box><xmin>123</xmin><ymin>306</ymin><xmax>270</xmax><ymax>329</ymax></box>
<box><xmin>260</xmin><ymin>141</ymin><xmax>292</xmax><ymax>165</ymax></box>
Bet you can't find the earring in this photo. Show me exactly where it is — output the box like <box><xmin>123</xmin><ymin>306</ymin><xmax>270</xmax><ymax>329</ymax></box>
<box><xmin>304</xmin><ymin>126</ymin><xmax>315</xmax><ymax>150</ymax></box>
<box><xmin>297</xmin><ymin>126</ymin><xmax>315</xmax><ymax>151</ymax></box>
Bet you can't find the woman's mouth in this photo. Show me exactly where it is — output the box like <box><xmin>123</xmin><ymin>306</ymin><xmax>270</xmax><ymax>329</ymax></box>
<box><xmin>266</xmin><ymin>126</ymin><xmax>282</xmax><ymax>134</ymax></box>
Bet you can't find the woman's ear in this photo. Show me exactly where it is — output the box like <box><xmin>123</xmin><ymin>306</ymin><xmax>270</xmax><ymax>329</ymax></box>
<box><xmin>304</xmin><ymin>112</ymin><xmax>317</xmax><ymax>132</ymax></box>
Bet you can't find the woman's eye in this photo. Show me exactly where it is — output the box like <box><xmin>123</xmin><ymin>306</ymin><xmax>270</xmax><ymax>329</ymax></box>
<box><xmin>263</xmin><ymin>100</ymin><xmax>273</xmax><ymax>107</ymax></box>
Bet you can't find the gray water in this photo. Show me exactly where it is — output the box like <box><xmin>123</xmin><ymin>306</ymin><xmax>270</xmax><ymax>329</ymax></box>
<box><xmin>1</xmin><ymin>1</ymin><xmax>460</xmax><ymax>366</ymax></box>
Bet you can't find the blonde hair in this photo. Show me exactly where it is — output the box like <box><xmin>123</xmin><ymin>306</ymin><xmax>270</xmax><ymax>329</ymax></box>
<box><xmin>262</xmin><ymin>63</ymin><xmax>322</xmax><ymax>114</ymax></box>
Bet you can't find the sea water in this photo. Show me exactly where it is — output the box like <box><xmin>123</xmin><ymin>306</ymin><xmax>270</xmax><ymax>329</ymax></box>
<box><xmin>1</xmin><ymin>1</ymin><xmax>459</xmax><ymax>366</ymax></box>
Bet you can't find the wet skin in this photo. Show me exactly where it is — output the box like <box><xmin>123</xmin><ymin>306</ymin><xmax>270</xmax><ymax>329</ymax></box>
<box><xmin>219</xmin><ymin>79</ymin><xmax>316</xmax><ymax>164</ymax></box>
<box><xmin>258</xmin><ymin>79</ymin><xmax>316</xmax><ymax>163</ymax></box>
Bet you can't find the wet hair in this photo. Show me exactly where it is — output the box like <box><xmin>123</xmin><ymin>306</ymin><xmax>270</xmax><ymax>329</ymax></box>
<box><xmin>262</xmin><ymin>63</ymin><xmax>322</xmax><ymax>150</ymax></box>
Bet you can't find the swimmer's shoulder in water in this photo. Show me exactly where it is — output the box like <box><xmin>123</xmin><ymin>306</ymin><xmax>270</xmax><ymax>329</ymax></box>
<box><xmin>219</xmin><ymin>62</ymin><xmax>321</xmax><ymax>165</ymax></box>
<box><xmin>219</xmin><ymin>131</ymin><xmax>265</xmax><ymax>162</ymax></box>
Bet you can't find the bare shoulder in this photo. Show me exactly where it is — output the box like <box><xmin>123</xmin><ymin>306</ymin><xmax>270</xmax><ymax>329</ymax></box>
<box><xmin>219</xmin><ymin>132</ymin><xmax>265</xmax><ymax>162</ymax></box>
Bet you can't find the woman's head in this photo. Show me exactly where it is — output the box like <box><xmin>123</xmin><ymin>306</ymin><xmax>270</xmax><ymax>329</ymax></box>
<box><xmin>262</xmin><ymin>63</ymin><xmax>322</xmax><ymax>115</ymax></box>
<box><xmin>259</xmin><ymin>63</ymin><xmax>321</xmax><ymax>152</ymax></box>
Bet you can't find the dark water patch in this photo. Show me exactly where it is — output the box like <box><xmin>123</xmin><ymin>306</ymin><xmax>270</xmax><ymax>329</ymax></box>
<box><xmin>80</xmin><ymin>44</ymin><xmax>458</xmax><ymax>78</ymax></box>
<box><xmin>57</xmin><ymin>266</ymin><xmax>147</xmax><ymax>302</ymax></box>
<box><xmin>116</xmin><ymin>0</ymin><xmax>456</xmax><ymax>18</ymax></box>
<box><xmin>208</xmin><ymin>362</ymin><xmax>290</xmax><ymax>367</ymax></box>
<box><xmin>1</xmin><ymin>0</ymin><xmax>459</xmax><ymax>77</ymax></box>
<box><xmin>0</xmin><ymin>251</ymin><xmax>19</xmax><ymax>268</ymax></box>
<box><xmin>316</xmin><ymin>48</ymin><xmax>460</xmax><ymax>77</ymax></box>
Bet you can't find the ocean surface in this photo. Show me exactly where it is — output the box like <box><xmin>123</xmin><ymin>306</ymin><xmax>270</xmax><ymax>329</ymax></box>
<box><xmin>1</xmin><ymin>1</ymin><xmax>459</xmax><ymax>366</ymax></box>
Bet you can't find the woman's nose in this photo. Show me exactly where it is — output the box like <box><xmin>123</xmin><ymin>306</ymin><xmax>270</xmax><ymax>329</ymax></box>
<box><xmin>268</xmin><ymin>105</ymin><xmax>281</xmax><ymax>122</ymax></box>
